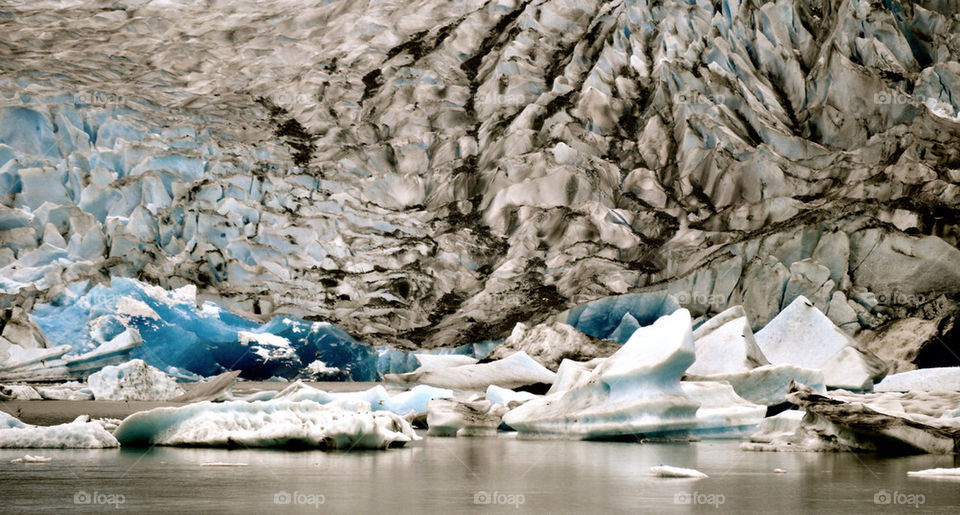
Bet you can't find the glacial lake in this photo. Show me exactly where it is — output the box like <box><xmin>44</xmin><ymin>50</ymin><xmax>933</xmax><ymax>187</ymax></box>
<box><xmin>1</xmin><ymin>436</ymin><xmax>958</xmax><ymax>513</ymax></box>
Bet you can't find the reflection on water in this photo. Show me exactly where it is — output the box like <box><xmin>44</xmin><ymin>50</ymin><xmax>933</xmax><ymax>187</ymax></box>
<box><xmin>1</xmin><ymin>435</ymin><xmax>959</xmax><ymax>513</ymax></box>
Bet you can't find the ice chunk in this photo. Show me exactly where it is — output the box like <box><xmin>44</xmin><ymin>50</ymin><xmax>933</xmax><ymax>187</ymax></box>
<box><xmin>685</xmin><ymin>364</ymin><xmax>826</xmax><ymax>406</ymax></box>
<box><xmin>485</xmin><ymin>384</ymin><xmax>538</xmax><ymax>407</ymax></box>
<box><xmin>87</xmin><ymin>359</ymin><xmax>184</xmax><ymax>401</ymax></box>
<box><xmin>680</xmin><ymin>382</ymin><xmax>766</xmax><ymax>437</ymax></box>
<box><xmin>650</xmin><ymin>465</ymin><xmax>708</xmax><ymax>479</ymax></box>
<box><xmin>171</xmin><ymin>370</ymin><xmax>240</xmax><ymax>403</ymax></box>
<box><xmin>745</xmin><ymin>410</ymin><xmax>804</xmax><ymax>444</ymax></box>
<box><xmin>36</xmin><ymin>384</ymin><xmax>94</xmax><ymax>400</ymax></box>
<box><xmin>875</xmin><ymin>367</ymin><xmax>960</xmax><ymax>392</ymax></box>
<box><xmin>384</xmin><ymin>351</ymin><xmax>556</xmax><ymax>391</ymax></box>
<box><xmin>755</xmin><ymin>296</ymin><xmax>887</xmax><ymax>390</ymax></box>
<box><xmin>566</xmin><ymin>292</ymin><xmax>680</xmax><ymax>342</ymax></box>
<box><xmin>0</xmin><ymin>415</ymin><xmax>119</xmax><ymax>448</ymax></box>
<box><xmin>113</xmin><ymin>400</ymin><xmax>418</xmax><ymax>450</ymax></box>
<box><xmin>907</xmin><ymin>468</ymin><xmax>960</xmax><ymax>479</ymax></box>
<box><xmin>485</xmin><ymin>322</ymin><xmax>619</xmax><ymax>371</ymax></box>
<box><xmin>503</xmin><ymin>310</ymin><xmax>703</xmax><ymax>439</ymax></box>
<box><xmin>271</xmin><ymin>381</ymin><xmax>451</xmax><ymax>416</ymax></box>
<box><xmin>688</xmin><ymin>306</ymin><xmax>768</xmax><ymax>376</ymax></box>
<box><xmin>413</xmin><ymin>354</ymin><xmax>478</xmax><ymax>371</ymax></box>
<box><xmin>0</xmin><ymin>384</ymin><xmax>42</xmax><ymax>400</ymax></box>
<box><xmin>10</xmin><ymin>454</ymin><xmax>52</xmax><ymax>463</ymax></box>
<box><xmin>426</xmin><ymin>399</ymin><xmax>507</xmax><ymax>437</ymax></box>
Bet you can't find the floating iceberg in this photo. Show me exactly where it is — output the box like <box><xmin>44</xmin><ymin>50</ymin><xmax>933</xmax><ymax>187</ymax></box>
<box><xmin>0</xmin><ymin>414</ymin><xmax>119</xmax><ymax>449</ymax></box>
<box><xmin>485</xmin><ymin>384</ymin><xmax>538</xmax><ymax>407</ymax></box>
<box><xmin>29</xmin><ymin>278</ymin><xmax>380</xmax><ymax>380</ymax></box>
<box><xmin>171</xmin><ymin>370</ymin><xmax>240</xmax><ymax>403</ymax></box>
<box><xmin>384</xmin><ymin>351</ymin><xmax>556</xmax><ymax>391</ymax></box>
<box><xmin>87</xmin><ymin>359</ymin><xmax>184</xmax><ymax>401</ymax></box>
<box><xmin>743</xmin><ymin>382</ymin><xmax>960</xmax><ymax>454</ymax></box>
<box><xmin>485</xmin><ymin>321</ymin><xmax>619</xmax><ymax>371</ymax></box>
<box><xmin>755</xmin><ymin>296</ymin><xmax>887</xmax><ymax>390</ymax></box>
<box><xmin>687</xmin><ymin>306</ymin><xmax>768</xmax><ymax>376</ymax></box>
<box><xmin>113</xmin><ymin>400</ymin><xmax>418</xmax><ymax>450</ymax></box>
<box><xmin>10</xmin><ymin>454</ymin><xmax>52</xmax><ymax>463</ymax></box>
<box><xmin>650</xmin><ymin>465</ymin><xmax>708</xmax><ymax>479</ymax></box>
<box><xmin>504</xmin><ymin>309</ymin><xmax>763</xmax><ymax>439</ymax></box>
<box><xmin>375</xmin><ymin>341</ymin><xmax>498</xmax><ymax>375</ymax></box>
<box><xmin>907</xmin><ymin>468</ymin><xmax>960</xmax><ymax>479</ymax></box>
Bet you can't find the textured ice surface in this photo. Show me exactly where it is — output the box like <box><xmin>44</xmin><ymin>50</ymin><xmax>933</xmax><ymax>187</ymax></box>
<box><xmin>0</xmin><ymin>414</ymin><xmax>119</xmax><ymax>449</ymax></box>
<box><xmin>755</xmin><ymin>296</ymin><xmax>887</xmax><ymax>390</ymax></box>
<box><xmin>113</xmin><ymin>400</ymin><xmax>418</xmax><ymax>450</ymax></box>
<box><xmin>503</xmin><ymin>309</ymin><xmax>764</xmax><ymax>439</ymax></box>
<box><xmin>0</xmin><ymin>0</ymin><xmax>959</xmax><ymax>354</ymax></box>
<box><xmin>87</xmin><ymin>359</ymin><xmax>184</xmax><ymax>401</ymax></box>
<box><xmin>271</xmin><ymin>381</ymin><xmax>452</xmax><ymax>416</ymax></box>
<box><xmin>486</xmin><ymin>321</ymin><xmax>619</xmax><ymax>371</ymax></box>
<box><xmin>385</xmin><ymin>351</ymin><xmax>556</xmax><ymax>391</ymax></box>
<box><xmin>566</xmin><ymin>292</ymin><xmax>680</xmax><ymax>342</ymax></box>
<box><xmin>875</xmin><ymin>367</ymin><xmax>960</xmax><ymax>392</ymax></box>
<box><xmin>29</xmin><ymin>278</ymin><xmax>379</xmax><ymax>380</ymax></box>
<box><xmin>426</xmin><ymin>398</ymin><xmax>507</xmax><ymax>437</ymax></box>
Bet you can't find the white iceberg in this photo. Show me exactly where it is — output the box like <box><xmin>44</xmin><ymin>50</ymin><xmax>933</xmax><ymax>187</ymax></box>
<box><xmin>875</xmin><ymin>367</ymin><xmax>960</xmax><ymax>392</ymax></box>
<box><xmin>271</xmin><ymin>381</ymin><xmax>452</xmax><ymax>416</ymax></box>
<box><xmin>907</xmin><ymin>468</ymin><xmax>960</xmax><ymax>479</ymax></box>
<box><xmin>680</xmin><ymin>382</ymin><xmax>766</xmax><ymax>437</ymax></box>
<box><xmin>113</xmin><ymin>399</ymin><xmax>419</xmax><ymax>450</ymax></box>
<box><xmin>0</xmin><ymin>414</ymin><xmax>119</xmax><ymax>448</ymax></box>
<box><xmin>688</xmin><ymin>306</ymin><xmax>768</xmax><ymax>376</ymax></box>
<box><xmin>10</xmin><ymin>454</ymin><xmax>52</xmax><ymax>463</ymax></box>
<box><xmin>650</xmin><ymin>465</ymin><xmax>708</xmax><ymax>479</ymax></box>
<box><xmin>384</xmin><ymin>351</ymin><xmax>556</xmax><ymax>391</ymax></box>
<box><xmin>485</xmin><ymin>384</ymin><xmax>538</xmax><ymax>407</ymax></box>
<box><xmin>412</xmin><ymin>354</ymin><xmax>478</xmax><ymax>371</ymax></box>
<box><xmin>87</xmin><ymin>359</ymin><xmax>185</xmax><ymax>401</ymax></box>
<box><xmin>504</xmin><ymin>309</ymin><xmax>759</xmax><ymax>439</ymax></box>
<box><xmin>755</xmin><ymin>296</ymin><xmax>887</xmax><ymax>390</ymax></box>
<box><xmin>426</xmin><ymin>399</ymin><xmax>507</xmax><ymax>437</ymax></box>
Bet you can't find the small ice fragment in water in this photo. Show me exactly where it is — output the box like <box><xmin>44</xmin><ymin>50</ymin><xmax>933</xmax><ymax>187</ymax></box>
<box><xmin>650</xmin><ymin>465</ymin><xmax>708</xmax><ymax>478</ymax></box>
<box><xmin>907</xmin><ymin>468</ymin><xmax>960</xmax><ymax>478</ymax></box>
<box><xmin>200</xmin><ymin>462</ymin><xmax>249</xmax><ymax>467</ymax></box>
<box><xmin>10</xmin><ymin>454</ymin><xmax>51</xmax><ymax>463</ymax></box>
<box><xmin>773</xmin><ymin>468</ymin><xmax>786</xmax><ymax>474</ymax></box>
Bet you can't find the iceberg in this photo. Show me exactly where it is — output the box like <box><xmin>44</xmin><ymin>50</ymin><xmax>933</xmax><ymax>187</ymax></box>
<box><xmin>504</xmin><ymin>309</ymin><xmax>760</xmax><ymax>439</ymax></box>
<box><xmin>0</xmin><ymin>414</ymin><xmax>119</xmax><ymax>449</ymax></box>
<box><xmin>171</xmin><ymin>370</ymin><xmax>241</xmax><ymax>403</ymax></box>
<box><xmin>271</xmin><ymin>381</ymin><xmax>452</xmax><ymax>416</ymax></box>
<box><xmin>10</xmin><ymin>454</ymin><xmax>52</xmax><ymax>463</ymax></box>
<box><xmin>29</xmin><ymin>278</ymin><xmax>380</xmax><ymax>381</ymax></box>
<box><xmin>485</xmin><ymin>384</ymin><xmax>538</xmax><ymax>407</ymax></box>
<box><xmin>907</xmin><ymin>468</ymin><xmax>960</xmax><ymax>479</ymax></box>
<box><xmin>384</xmin><ymin>351</ymin><xmax>556</xmax><ymax>391</ymax></box>
<box><xmin>755</xmin><ymin>296</ymin><xmax>887</xmax><ymax>390</ymax></box>
<box><xmin>485</xmin><ymin>321</ymin><xmax>619</xmax><ymax>371</ymax></box>
<box><xmin>113</xmin><ymin>399</ymin><xmax>419</xmax><ymax>450</ymax></box>
<box><xmin>565</xmin><ymin>292</ymin><xmax>680</xmax><ymax>342</ymax></box>
<box><xmin>687</xmin><ymin>306</ymin><xmax>768</xmax><ymax>376</ymax></box>
<box><xmin>426</xmin><ymin>399</ymin><xmax>507</xmax><ymax>437</ymax></box>
<box><xmin>650</xmin><ymin>465</ymin><xmax>708</xmax><ymax>479</ymax></box>
<box><xmin>87</xmin><ymin>359</ymin><xmax>184</xmax><ymax>401</ymax></box>
<box><xmin>875</xmin><ymin>367</ymin><xmax>960</xmax><ymax>392</ymax></box>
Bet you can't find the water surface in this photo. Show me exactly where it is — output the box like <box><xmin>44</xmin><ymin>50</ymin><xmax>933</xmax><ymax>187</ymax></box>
<box><xmin>1</xmin><ymin>436</ymin><xmax>958</xmax><ymax>513</ymax></box>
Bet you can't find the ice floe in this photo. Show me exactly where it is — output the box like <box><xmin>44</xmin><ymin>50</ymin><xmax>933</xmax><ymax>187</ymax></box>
<box><xmin>0</xmin><ymin>414</ymin><xmax>119</xmax><ymax>448</ymax></box>
<box><xmin>113</xmin><ymin>399</ymin><xmax>418</xmax><ymax>450</ymax></box>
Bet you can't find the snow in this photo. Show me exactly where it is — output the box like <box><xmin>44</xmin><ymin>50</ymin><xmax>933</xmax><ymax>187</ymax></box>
<box><xmin>112</xmin><ymin>400</ymin><xmax>419</xmax><ymax>450</ymax></box>
<box><xmin>0</xmin><ymin>415</ymin><xmax>119</xmax><ymax>449</ymax></box>
<box><xmin>385</xmin><ymin>351</ymin><xmax>556</xmax><ymax>391</ymax></box>
<box><xmin>650</xmin><ymin>465</ymin><xmax>708</xmax><ymax>479</ymax></box>
<box><xmin>87</xmin><ymin>359</ymin><xmax>184</xmax><ymax>401</ymax></box>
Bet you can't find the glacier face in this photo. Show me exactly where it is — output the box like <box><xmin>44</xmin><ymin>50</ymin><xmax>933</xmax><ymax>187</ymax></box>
<box><xmin>1</xmin><ymin>0</ymin><xmax>959</xmax><ymax>358</ymax></box>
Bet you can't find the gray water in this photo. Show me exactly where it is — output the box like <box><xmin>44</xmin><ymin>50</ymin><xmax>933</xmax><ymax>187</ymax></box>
<box><xmin>1</xmin><ymin>436</ymin><xmax>958</xmax><ymax>514</ymax></box>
